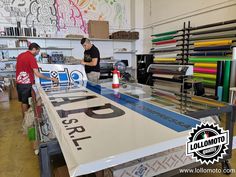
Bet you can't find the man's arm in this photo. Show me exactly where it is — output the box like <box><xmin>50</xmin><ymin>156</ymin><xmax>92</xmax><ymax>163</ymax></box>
<box><xmin>81</xmin><ymin>58</ymin><xmax>98</xmax><ymax>66</ymax></box>
<box><xmin>33</xmin><ymin>69</ymin><xmax>58</xmax><ymax>82</ymax></box>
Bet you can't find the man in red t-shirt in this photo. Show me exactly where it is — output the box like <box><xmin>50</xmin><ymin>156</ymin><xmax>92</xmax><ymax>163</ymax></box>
<box><xmin>16</xmin><ymin>43</ymin><xmax>58</xmax><ymax>118</ymax></box>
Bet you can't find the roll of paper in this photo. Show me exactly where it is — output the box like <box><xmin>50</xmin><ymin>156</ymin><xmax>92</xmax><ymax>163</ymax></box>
<box><xmin>154</xmin><ymin>53</ymin><xmax>179</xmax><ymax>58</ymax></box>
<box><xmin>233</xmin><ymin>47</ymin><xmax>236</xmax><ymax>60</ymax></box>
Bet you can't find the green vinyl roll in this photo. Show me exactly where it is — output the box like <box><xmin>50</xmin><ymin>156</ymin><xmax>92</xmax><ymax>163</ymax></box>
<box><xmin>202</xmin><ymin>79</ymin><xmax>216</xmax><ymax>86</ymax></box>
<box><xmin>151</xmin><ymin>30</ymin><xmax>178</xmax><ymax>37</ymax></box>
<box><xmin>195</xmin><ymin>78</ymin><xmax>216</xmax><ymax>86</ymax></box>
<box><xmin>194</xmin><ymin>73</ymin><xmax>216</xmax><ymax>79</ymax></box>
<box><xmin>152</xmin><ymin>36</ymin><xmax>175</xmax><ymax>42</ymax></box>
<box><xmin>222</xmin><ymin>61</ymin><xmax>231</xmax><ymax>102</ymax></box>
<box><xmin>189</xmin><ymin>57</ymin><xmax>231</xmax><ymax>63</ymax></box>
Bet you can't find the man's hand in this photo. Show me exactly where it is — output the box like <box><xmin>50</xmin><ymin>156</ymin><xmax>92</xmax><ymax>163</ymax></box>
<box><xmin>80</xmin><ymin>60</ymin><xmax>85</xmax><ymax>65</ymax></box>
<box><xmin>51</xmin><ymin>77</ymin><xmax>59</xmax><ymax>83</ymax></box>
<box><xmin>80</xmin><ymin>58</ymin><xmax>97</xmax><ymax>66</ymax></box>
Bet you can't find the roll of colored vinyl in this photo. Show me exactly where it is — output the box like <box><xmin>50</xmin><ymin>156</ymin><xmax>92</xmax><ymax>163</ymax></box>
<box><xmin>215</xmin><ymin>61</ymin><xmax>224</xmax><ymax>96</ymax></box>
<box><xmin>194</xmin><ymin>67</ymin><xmax>216</xmax><ymax>74</ymax></box>
<box><xmin>152</xmin><ymin>36</ymin><xmax>175</xmax><ymax>42</ymax></box>
<box><xmin>222</xmin><ymin>61</ymin><xmax>231</xmax><ymax>102</ymax></box>
<box><xmin>233</xmin><ymin>47</ymin><xmax>236</xmax><ymax>60</ymax></box>
<box><xmin>154</xmin><ymin>39</ymin><xmax>177</xmax><ymax>45</ymax></box>
<box><xmin>194</xmin><ymin>73</ymin><xmax>216</xmax><ymax>79</ymax></box>
<box><xmin>194</xmin><ymin>63</ymin><xmax>217</xmax><ymax>68</ymax></box>
<box><xmin>155</xmin><ymin>53</ymin><xmax>178</xmax><ymax>58</ymax></box>
<box><xmin>151</xmin><ymin>46</ymin><xmax>179</xmax><ymax>52</ymax></box>
<box><xmin>194</xmin><ymin>40</ymin><xmax>232</xmax><ymax>47</ymax></box>
<box><xmin>195</xmin><ymin>78</ymin><xmax>215</xmax><ymax>86</ymax></box>
<box><xmin>154</xmin><ymin>58</ymin><xmax>176</xmax><ymax>62</ymax></box>
<box><xmin>230</xmin><ymin>61</ymin><xmax>236</xmax><ymax>88</ymax></box>
<box><xmin>217</xmin><ymin>86</ymin><xmax>223</xmax><ymax>101</ymax></box>
<box><xmin>190</xmin><ymin>52</ymin><xmax>229</xmax><ymax>56</ymax></box>
<box><xmin>190</xmin><ymin>34</ymin><xmax>236</xmax><ymax>41</ymax></box>
<box><xmin>191</xmin><ymin>96</ymin><xmax>225</xmax><ymax>107</ymax></box>
<box><xmin>194</xmin><ymin>45</ymin><xmax>231</xmax><ymax>51</ymax></box>
<box><xmin>202</xmin><ymin>79</ymin><xmax>216</xmax><ymax>86</ymax></box>
<box><xmin>151</xmin><ymin>30</ymin><xmax>178</xmax><ymax>37</ymax></box>
<box><xmin>189</xmin><ymin>57</ymin><xmax>231</xmax><ymax>63</ymax></box>
<box><xmin>152</xmin><ymin>43</ymin><xmax>177</xmax><ymax>49</ymax></box>
<box><xmin>195</xmin><ymin>78</ymin><xmax>216</xmax><ymax>87</ymax></box>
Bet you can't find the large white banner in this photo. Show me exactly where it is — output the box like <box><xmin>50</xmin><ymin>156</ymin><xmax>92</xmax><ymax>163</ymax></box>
<box><xmin>36</xmin><ymin>80</ymin><xmax>200</xmax><ymax>177</ymax></box>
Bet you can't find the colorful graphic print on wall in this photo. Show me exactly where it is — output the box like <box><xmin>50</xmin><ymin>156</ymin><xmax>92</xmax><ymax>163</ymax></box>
<box><xmin>0</xmin><ymin>0</ymin><xmax>129</xmax><ymax>35</ymax></box>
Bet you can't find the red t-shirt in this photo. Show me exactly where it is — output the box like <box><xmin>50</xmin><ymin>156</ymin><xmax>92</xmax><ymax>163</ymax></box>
<box><xmin>16</xmin><ymin>51</ymin><xmax>39</xmax><ymax>84</ymax></box>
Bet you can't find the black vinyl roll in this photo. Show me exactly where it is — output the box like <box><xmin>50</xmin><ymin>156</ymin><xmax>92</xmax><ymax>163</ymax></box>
<box><xmin>193</xmin><ymin>45</ymin><xmax>231</xmax><ymax>51</ymax></box>
<box><xmin>190</xmin><ymin>51</ymin><xmax>231</xmax><ymax>56</ymax></box>
<box><xmin>215</xmin><ymin>61</ymin><xmax>225</xmax><ymax>96</ymax></box>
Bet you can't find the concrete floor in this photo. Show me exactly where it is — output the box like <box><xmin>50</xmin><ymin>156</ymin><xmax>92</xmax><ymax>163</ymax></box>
<box><xmin>0</xmin><ymin>96</ymin><xmax>39</xmax><ymax>177</ymax></box>
<box><xmin>0</xmin><ymin>92</ymin><xmax>236</xmax><ymax>177</ymax></box>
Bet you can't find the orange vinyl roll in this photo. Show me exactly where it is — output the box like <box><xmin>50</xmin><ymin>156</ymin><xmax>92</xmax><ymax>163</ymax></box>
<box><xmin>194</xmin><ymin>63</ymin><xmax>217</xmax><ymax>68</ymax></box>
<box><xmin>191</xmin><ymin>96</ymin><xmax>226</xmax><ymax>107</ymax></box>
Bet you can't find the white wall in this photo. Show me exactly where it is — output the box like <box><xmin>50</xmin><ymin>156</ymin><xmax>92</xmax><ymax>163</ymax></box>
<box><xmin>142</xmin><ymin>0</ymin><xmax>236</xmax><ymax>53</ymax></box>
<box><xmin>0</xmin><ymin>0</ymin><xmax>131</xmax><ymax>36</ymax></box>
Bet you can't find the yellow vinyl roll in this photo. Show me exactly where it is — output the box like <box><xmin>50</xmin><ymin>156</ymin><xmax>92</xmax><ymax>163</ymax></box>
<box><xmin>194</xmin><ymin>40</ymin><xmax>232</xmax><ymax>47</ymax></box>
<box><xmin>154</xmin><ymin>58</ymin><xmax>176</xmax><ymax>62</ymax></box>
<box><xmin>191</xmin><ymin>96</ymin><xmax>225</xmax><ymax>107</ymax></box>
<box><xmin>194</xmin><ymin>73</ymin><xmax>216</xmax><ymax>79</ymax></box>
<box><xmin>194</xmin><ymin>63</ymin><xmax>217</xmax><ymax>68</ymax></box>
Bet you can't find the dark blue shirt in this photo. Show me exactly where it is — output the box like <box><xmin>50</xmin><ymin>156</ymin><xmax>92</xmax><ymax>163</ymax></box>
<box><xmin>84</xmin><ymin>45</ymin><xmax>100</xmax><ymax>73</ymax></box>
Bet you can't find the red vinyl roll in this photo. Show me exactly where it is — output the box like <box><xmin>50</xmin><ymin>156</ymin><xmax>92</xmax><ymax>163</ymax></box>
<box><xmin>153</xmin><ymin>39</ymin><xmax>177</xmax><ymax>45</ymax></box>
<box><xmin>194</xmin><ymin>67</ymin><xmax>217</xmax><ymax>74</ymax></box>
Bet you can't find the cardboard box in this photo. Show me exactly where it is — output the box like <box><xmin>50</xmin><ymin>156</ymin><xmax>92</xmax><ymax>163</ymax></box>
<box><xmin>110</xmin><ymin>31</ymin><xmax>139</xmax><ymax>39</ymax></box>
<box><xmin>9</xmin><ymin>79</ymin><xmax>18</xmax><ymax>100</ymax></box>
<box><xmin>54</xmin><ymin>165</ymin><xmax>70</xmax><ymax>177</ymax></box>
<box><xmin>88</xmin><ymin>20</ymin><xmax>109</xmax><ymax>39</ymax></box>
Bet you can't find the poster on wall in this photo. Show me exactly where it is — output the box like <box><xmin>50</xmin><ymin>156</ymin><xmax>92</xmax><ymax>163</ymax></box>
<box><xmin>0</xmin><ymin>0</ymin><xmax>130</xmax><ymax>36</ymax></box>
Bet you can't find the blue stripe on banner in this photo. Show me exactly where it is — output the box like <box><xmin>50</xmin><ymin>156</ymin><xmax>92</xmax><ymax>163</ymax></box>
<box><xmin>86</xmin><ymin>82</ymin><xmax>200</xmax><ymax>132</ymax></box>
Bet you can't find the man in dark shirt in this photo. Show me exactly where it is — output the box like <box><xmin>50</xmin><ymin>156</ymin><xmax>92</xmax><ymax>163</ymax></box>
<box><xmin>80</xmin><ymin>38</ymin><xmax>100</xmax><ymax>83</ymax></box>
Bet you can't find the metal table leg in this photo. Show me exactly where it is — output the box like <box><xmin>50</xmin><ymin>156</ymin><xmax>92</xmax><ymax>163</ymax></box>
<box><xmin>39</xmin><ymin>140</ymin><xmax>62</xmax><ymax>177</ymax></box>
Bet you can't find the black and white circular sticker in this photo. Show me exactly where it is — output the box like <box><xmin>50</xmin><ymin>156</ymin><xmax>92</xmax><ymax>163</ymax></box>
<box><xmin>186</xmin><ymin>123</ymin><xmax>229</xmax><ymax>165</ymax></box>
